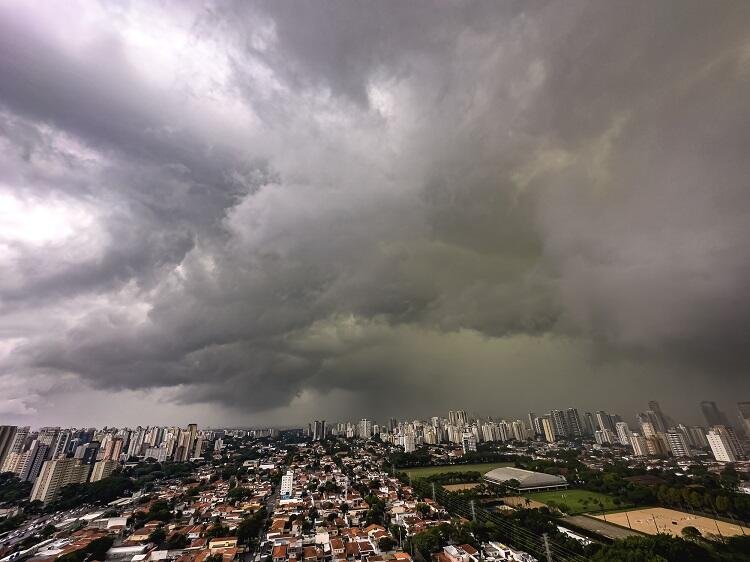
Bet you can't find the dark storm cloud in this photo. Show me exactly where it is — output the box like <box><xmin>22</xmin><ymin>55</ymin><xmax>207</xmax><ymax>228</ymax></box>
<box><xmin>1</xmin><ymin>0</ymin><xmax>749</xmax><ymax>424</ymax></box>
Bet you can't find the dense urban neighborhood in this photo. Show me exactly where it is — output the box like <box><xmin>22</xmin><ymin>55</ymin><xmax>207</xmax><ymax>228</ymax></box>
<box><xmin>1</xmin><ymin>403</ymin><xmax>750</xmax><ymax>562</ymax></box>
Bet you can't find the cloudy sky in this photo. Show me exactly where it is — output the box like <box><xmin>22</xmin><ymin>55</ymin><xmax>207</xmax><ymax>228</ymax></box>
<box><xmin>1</xmin><ymin>1</ymin><xmax>749</xmax><ymax>428</ymax></box>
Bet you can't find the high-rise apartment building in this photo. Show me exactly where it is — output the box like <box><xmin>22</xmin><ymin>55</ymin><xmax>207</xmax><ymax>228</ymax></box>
<box><xmin>738</xmin><ymin>402</ymin><xmax>750</xmax><ymax>436</ymax></box>
<box><xmin>358</xmin><ymin>419</ymin><xmax>373</xmax><ymax>439</ymax></box>
<box><xmin>31</xmin><ymin>458</ymin><xmax>90</xmax><ymax>504</ymax></box>
<box><xmin>18</xmin><ymin>441</ymin><xmax>50</xmax><ymax>483</ymax></box>
<box><xmin>566</xmin><ymin>408</ymin><xmax>584</xmax><ymax>438</ymax></box>
<box><xmin>403</xmin><ymin>433</ymin><xmax>416</xmax><ymax>453</ymax></box>
<box><xmin>707</xmin><ymin>429</ymin><xmax>737</xmax><ymax>462</ymax></box>
<box><xmin>0</xmin><ymin>426</ymin><xmax>17</xmax><ymax>468</ymax></box>
<box><xmin>630</xmin><ymin>434</ymin><xmax>648</xmax><ymax>457</ymax></box>
<box><xmin>527</xmin><ymin>413</ymin><xmax>537</xmax><ymax>436</ymax></box>
<box><xmin>541</xmin><ymin>417</ymin><xmax>556</xmax><ymax>443</ymax></box>
<box><xmin>700</xmin><ymin>401</ymin><xmax>729</xmax><ymax>428</ymax></box>
<box><xmin>615</xmin><ymin>422</ymin><xmax>632</xmax><ymax>446</ymax></box>
<box><xmin>280</xmin><ymin>470</ymin><xmax>294</xmax><ymax>498</ymax></box>
<box><xmin>51</xmin><ymin>430</ymin><xmax>72</xmax><ymax>460</ymax></box>
<box><xmin>706</xmin><ymin>425</ymin><xmax>745</xmax><ymax>461</ymax></box>
<box><xmin>595</xmin><ymin>411</ymin><xmax>615</xmax><ymax>433</ymax></box>
<box><xmin>666</xmin><ymin>430</ymin><xmax>692</xmax><ymax>458</ymax></box>
<box><xmin>103</xmin><ymin>437</ymin><xmax>123</xmax><ymax>461</ymax></box>
<box><xmin>594</xmin><ymin>429</ymin><xmax>615</xmax><ymax>445</ymax></box>
<box><xmin>680</xmin><ymin>425</ymin><xmax>708</xmax><ymax>449</ymax></box>
<box><xmin>646</xmin><ymin>401</ymin><xmax>669</xmax><ymax>433</ymax></box>
<box><xmin>90</xmin><ymin>459</ymin><xmax>118</xmax><ymax>482</ymax></box>
<box><xmin>7</xmin><ymin>427</ymin><xmax>30</xmax><ymax>455</ymax></box>
<box><xmin>583</xmin><ymin>412</ymin><xmax>596</xmax><ymax>436</ymax></box>
<box><xmin>511</xmin><ymin>420</ymin><xmax>528</xmax><ymax>441</ymax></box>
<box><xmin>38</xmin><ymin>427</ymin><xmax>61</xmax><ymax>457</ymax></box>
<box><xmin>311</xmin><ymin>420</ymin><xmax>326</xmax><ymax>441</ymax></box>
<box><xmin>550</xmin><ymin>410</ymin><xmax>569</xmax><ymax>439</ymax></box>
<box><xmin>75</xmin><ymin>441</ymin><xmax>100</xmax><ymax>465</ymax></box>
<box><xmin>461</xmin><ymin>433</ymin><xmax>477</xmax><ymax>454</ymax></box>
<box><xmin>186</xmin><ymin>423</ymin><xmax>198</xmax><ymax>458</ymax></box>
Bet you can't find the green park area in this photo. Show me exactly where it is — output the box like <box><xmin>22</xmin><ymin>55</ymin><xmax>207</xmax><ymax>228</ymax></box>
<box><xmin>527</xmin><ymin>489</ymin><xmax>626</xmax><ymax>515</ymax></box>
<box><xmin>401</xmin><ymin>462</ymin><xmax>514</xmax><ymax>479</ymax></box>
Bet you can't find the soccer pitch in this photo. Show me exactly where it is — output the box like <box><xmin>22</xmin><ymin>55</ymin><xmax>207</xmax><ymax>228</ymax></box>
<box><xmin>526</xmin><ymin>489</ymin><xmax>623</xmax><ymax>515</ymax></box>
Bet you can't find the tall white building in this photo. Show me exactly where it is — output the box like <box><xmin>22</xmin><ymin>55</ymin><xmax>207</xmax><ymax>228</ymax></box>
<box><xmin>280</xmin><ymin>470</ymin><xmax>295</xmax><ymax>498</ymax></box>
<box><xmin>461</xmin><ymin>433</ymin><xmax>477</xmax><ymax>454</ymax></box>
<box><xmin>666</xmin><ymin>430</ymin><xmax>692</xmax><ymax>458</ymax></box>
<box><xmin>358</xmin><ymin>419</ymin><xmax>373</xmax><ymax>439</ymax></box>
<box><xmin>511</xmin><ymin>420</ymin><xmax>528</xmax><ymax>442</ymax></box>
<box><xmin>615</xmin><ymin>422</ymin><xmax>632</xmax><ymax>446</ymax></box>
<box><xmin>594</xmin><ymin>429</ymin><xmax>615</xmax><ymax>445</ymax></box>
<box><xmin>630</xmin><ymin>434</ymin><xmax>648</xmax><ymax>457</ymax></box>
<box><xmin>707</xmin><ymin>429</ymin><xmax>736</xmax><ymax>462</ymax></box>
<box><xmin>706</xmin><ymin>426</ymin><xmax>744</xmax><ymax>462</ymax></box>
<box><xmin>541</xmin><ymin>417</ymin><xmax>556</xmax><ymax>443</ymax></box>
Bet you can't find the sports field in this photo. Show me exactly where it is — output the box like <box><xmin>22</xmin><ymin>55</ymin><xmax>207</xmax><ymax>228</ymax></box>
<box><xmin>443</xmin><ymin>483</ymin><xmax>481</xmax><ymax>491</ymax></box>
<box><xmin>594</xmin><ymin>507</ymin><xmax>750</xmax><ymax>538</ymax></box>
<box><xmin>400</xmin><ymin>462</ymin><xmax>513</xmax><ymax>479</ymax></box>
<box><xmin>503</xmin><ymin>496</ymin><xmax>547</xmax><ymax>510</ymax></box>
<box><xmin>526</xmin><ymin>489</ymin><xmax>623</xmax><ymax>515</ymax></box>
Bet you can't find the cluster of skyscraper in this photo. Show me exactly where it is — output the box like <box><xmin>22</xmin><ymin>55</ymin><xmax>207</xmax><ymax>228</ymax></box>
<box><xmin>528</xmin><ymin>408</ymin><xmax>618</xmax><ymax>444</ymax></box>
<box><xmin>0</xmin><ymin>423</ymin><xmax>213</xmax><ymax>504</ymax></box>
<box><xmin>314</xmin><ymin>400</ymin><xmax>750</xmax><ymax>464</ymax></box>
<box><xmin>623</xmin><ymin>401</ymin><xmax>747</xmax><ymax>462</ymax></box>
<box><xmin>323</xmin><ymin>410</ymin><xmax>531</xmax><ymax>454</ymax></box>
<box><xmin>530</xmin><ymin>400</ymin><xmax>748</xmax><ymax>462</ymax></box>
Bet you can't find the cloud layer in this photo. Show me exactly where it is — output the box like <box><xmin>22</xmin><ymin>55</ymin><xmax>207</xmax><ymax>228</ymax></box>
<box><xmin>1</xmin><ymin>0</ymin><xmax>749</xmax><ymax>425</ymax></box>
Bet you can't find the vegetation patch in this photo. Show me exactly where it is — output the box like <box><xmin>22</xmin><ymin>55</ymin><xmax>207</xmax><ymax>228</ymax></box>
<box><xmin>527</xmin><ymin>489</ymin><xmax>626</xmax><ymax>515</ymax></box>
<box><xmin>400</xmin><ymin>462</ymin><xmax>513</xmax><ymax>479</ymax></box>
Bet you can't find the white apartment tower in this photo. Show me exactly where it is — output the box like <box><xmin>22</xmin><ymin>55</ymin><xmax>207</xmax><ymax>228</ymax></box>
<box><xmin>666</xmin><ymin>430</ymin><xmax>692</xmax><ymax>458</ymax></box>
<box><xmin>280</xmin><ymin>469</ymin><xmax>295</xmax><ymax>498</ymax></box>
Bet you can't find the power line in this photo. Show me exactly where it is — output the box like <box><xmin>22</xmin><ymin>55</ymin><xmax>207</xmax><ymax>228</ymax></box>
<box><xmin>409</xmin><ymin>480</ymin><xmax>589</xmax><ymax>562</ymax></box>
<box><xmin>433</xmin><ymin>492</ymin><xmax>584</xmax><ymax>562</ymax></box>
<box><xmin>441</xmin><ymin>493</ymin><xmax>587</xmax><ymax>561</ymax></box>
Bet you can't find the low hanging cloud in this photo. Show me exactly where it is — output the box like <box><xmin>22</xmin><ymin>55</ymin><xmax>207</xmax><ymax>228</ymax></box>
<box><xmin>1</xmin><ymin>0</ymin><xmax>749</xmax><ymax>425</ymax></box>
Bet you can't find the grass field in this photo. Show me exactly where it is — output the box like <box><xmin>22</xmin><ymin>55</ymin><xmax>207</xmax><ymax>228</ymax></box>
<box><xmin>526</xmin><ymin>489</ymin><xmax>624</xmax><ymax>515</ymax></box>
<box><xmin>400</xmin><ymin>462</ymin><xmax>513</xmax><ymax>479</ymax></box>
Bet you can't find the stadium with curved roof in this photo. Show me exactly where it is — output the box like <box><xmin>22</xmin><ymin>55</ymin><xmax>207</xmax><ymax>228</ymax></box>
<box><xmin>483</xmin><ymin>466</ymin><xmax>568</xmax><ymax>492</ymax></box>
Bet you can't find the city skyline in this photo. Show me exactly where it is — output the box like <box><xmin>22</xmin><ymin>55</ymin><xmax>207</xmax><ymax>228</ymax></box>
<box><xmin>2</xmin><ymin>2</ymin><xmax>750</xmax><ymax>426</ymax></box>
<box><xmin>1</xmin><ymin>398</ymin><xmax>747</xmax><ymax>471</ymax></box>
<box><xmin>3</xmin><ymin>398</ymin><xmax>749</xmax><ymax>436</ymax></box>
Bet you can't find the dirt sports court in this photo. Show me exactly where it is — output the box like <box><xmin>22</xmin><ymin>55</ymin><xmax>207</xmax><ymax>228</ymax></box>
<box><xmin>595</xmin><ymin>507</ymin><xmax>750</xmax><ymax>538</ymax></box>
<box><xmin>442</xmin><ymin>483</ymin><xmax>480</xmax><ymax>491</ymax></box>
<box><xmin>501</xmin><ymin>496</ymin><xmax>547</xmax><ymax>509</ymax></box>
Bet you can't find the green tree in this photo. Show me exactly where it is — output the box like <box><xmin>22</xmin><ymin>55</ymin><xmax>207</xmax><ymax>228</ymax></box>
<box><xmin>681</xmin><ymin>527</ymin><xmax>701</xmax><ymax>541</ymax></box>
<box><xmin>715</xmin><ymin>496</ymin><xmax>730</xmax><ymax>513</ymax></box>
<box><xmin>590</xmin><ymin>534</ymin><xmax>713</xmax><ymax>562</ymax></box>
<box><xmin>166</xmin><ymin>533</ymin><xmax>188</xmax><ymax>549</ymax></box>
<box><xmin>378</xmin><ymin>537</ymin><xmax>395</xmax><ymax>552</ymax></box>
<box><xmin>149</xmin><ymin>527</ymin><xmax>167</xmax><ymax>545</ymax></box>
<box><xmin>205</xmin><ymin>523</ymin><xmax>230</xmax><ymax>539</ymax></box>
